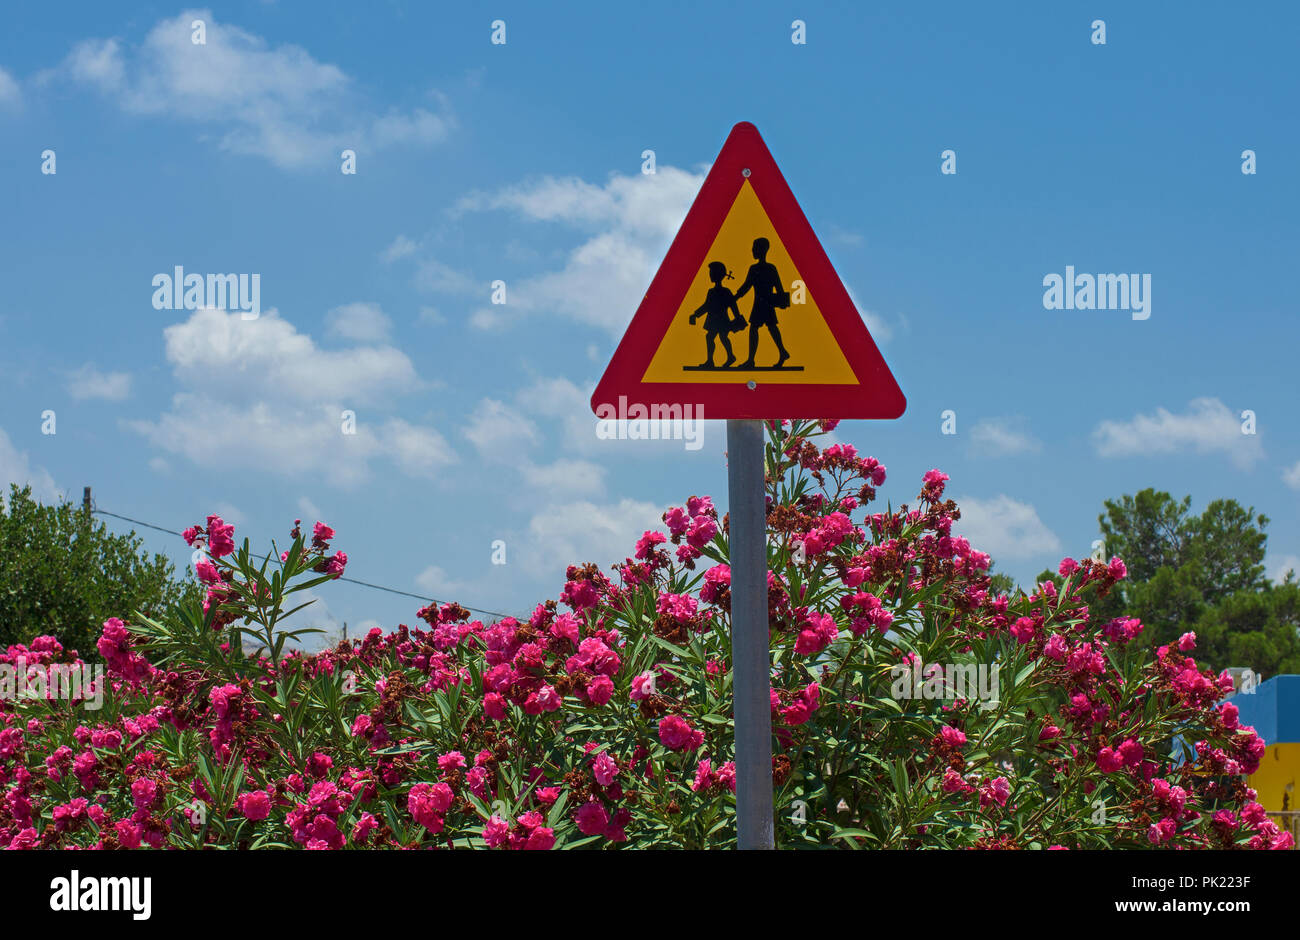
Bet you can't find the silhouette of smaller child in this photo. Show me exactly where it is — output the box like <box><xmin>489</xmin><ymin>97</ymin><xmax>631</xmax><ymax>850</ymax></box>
<box><xmin>689</xmin><ymin>261</ymin><xmax>740</xmax><ymax>368</ymax></box>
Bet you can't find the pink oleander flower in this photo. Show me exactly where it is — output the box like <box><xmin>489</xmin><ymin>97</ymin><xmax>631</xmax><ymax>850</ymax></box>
<box><xmin>659</xmin><ymin>715</ymin><xmax>704</xmax><ymax>751</ymax></box>
<box><xmin>592</xmin><ymin>751</ymin><xmax>618</xmax><ymax>787</ymax></box>
<box><xmin>687</xmin><ymin>515</ymin><xmax>719</xmax><ymax>549</ymax></box>
<box><xmin>587</xmin><ymin>674</ymin><xmax>615</xmax><ymax>706</ymax></box>
<box><xmin>408</xmin><ymin>782</ymin><xmax>454</xmax><ymax>832</ymax></box>
<box><xmin>1044</xmin><ymin>634</ymin><xmax>1068</xmax><ymax>661</ymax></box>
<box><xmin>438</xmin><ymin>751</ymin><xmax>467</xmax><ymax>772</ymax></box>
<box><xmin>701</xmin><ymin>565</ymin><xmax>731</xmax><ymax>603</ymax></box>
<box><xmin>1147</xmin><ymin>817</ymin><xmax>1177</xmax><ymax>844</ymax></box>
<box><xmin>715</xmin><ymin>761</ymin><xmax>736</xmax><ymax>792</ymax></box>
<box><xmin>779</xmin><ymin>682</ymin><xmax>822</xmax><ymax>726</ymax></box>
<box><xmin>630</xmin><ymin>672</ymin><xmax>656</xmax><ymax>701</ymax></box>
<box><xmin>979</xmin><ymin>776</ymin><xmax>1011</xmax><ymax>809</ymax></box>
<box><xmin>1097</xmin><ymin>747</ymin><xmax>1124</xmax><ymax>773</ymax></box>
<box><xmin>1220</xmin><ymin>701</ymin><xmax>1239</xmax><ymax>731</ymax></box>
<box><xmin>320</xmin><ymin>551</ymin><xmax>347</xmax><ymax>579</ymax></box>
<box><xmin>657</xmin><ymin>592</ymin><xmax>698</xmax><ymax>622</ymax></box>
<box><xmin>663</xmin><ymin>507</ymin><xmax>690</xmax><ymax>537</ymax></box>
<box><xmin>635</xmin><ymin>530</ymin><xmax>667</xmax><ymax>559</ymax></box>
<box><xmin>130</xmin><ymin>778</ymin><xmax>158</xmax><ymax>810</ymax></box>
<box><xmin>942</xmin><ymin>769</ymin><xmax>974</xmax><ymax>795</ymax></box>
<box><xmin>574</xmin><ymin>801</ymin><xmax>609</xmax><ymax>837</ymax></box>
<box><xmin>794</xmin><ymin>610</ymin><xmax>839</xmax><ymax>656</ymax></box>
<box><xmin>1118</xmin><ymin>738</ymin><xmax>1144</xmax><ymax>767</ymax></box>
<box><xmin>352</xmin><ymin>813</ymin><xmax>378</xmax><ymax>845</ymax></box>
<box><xmin>235</xmin><ymin>790</ymin><xmax>272</xmax><ymax>822</ymax></box>
<box><xmin>483</xmin><ymin>815</ymin><xmax>510</xmax><ymax>848</ymax></box>
<box><xmin>195</xmin><ymin>560</ymin><xmax>222</xmax><ymax>585</ymax></box>
<box><xmin>523</xmin><ymin>827</ymin><xmax>556</xmax><ymax>850</ymax></box>
<box><xmin>939</xmin><ymin>725</ymin><xmax>967</xmax><ymax>749</ymax></box>
<box><xmin>550</xmin><ymin>613</ymin><xmax>581</xmax><ymax>645</ymax></box>
<box><xmin>1009</xmin><ymin>617</ymin><xmax>1037</xmax><ymax>645</ymax></box>
<box><xmin>206</xmin><ymin>515</ymin><xmax>236</xmax><ymax>557</ymax></box>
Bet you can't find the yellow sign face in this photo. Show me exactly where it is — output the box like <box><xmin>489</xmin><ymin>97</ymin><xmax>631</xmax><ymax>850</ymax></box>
<box><xmin>641</xmin><ymin>181</ymin><xmax>859</xmax><ymax>384</ymax></box>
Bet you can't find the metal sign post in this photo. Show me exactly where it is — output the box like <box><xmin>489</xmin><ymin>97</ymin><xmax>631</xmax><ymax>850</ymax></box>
<box><xmin>727</xmin><ymin>418</ymin><xmax>774</xmax><ymax>849</ymax></box>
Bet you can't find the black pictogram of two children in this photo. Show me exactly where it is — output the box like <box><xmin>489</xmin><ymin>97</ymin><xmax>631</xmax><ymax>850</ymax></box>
<box><xmin>688</xmin><ymin>237</ymin><xmax>793</xmax><ymax>369</ymax></box>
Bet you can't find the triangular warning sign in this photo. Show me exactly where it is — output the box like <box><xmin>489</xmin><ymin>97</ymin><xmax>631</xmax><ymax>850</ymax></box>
<box><xmin>591</xmin><ymin>122</ymin><xmax>905</xmax><ymax>420</ymax></box>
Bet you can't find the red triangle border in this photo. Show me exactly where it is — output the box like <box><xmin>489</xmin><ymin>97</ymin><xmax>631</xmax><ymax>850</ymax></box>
<box><xmin>591</xmin><ymin>122</ymin><xmax>905</xmax><ymax>421</ymax></box>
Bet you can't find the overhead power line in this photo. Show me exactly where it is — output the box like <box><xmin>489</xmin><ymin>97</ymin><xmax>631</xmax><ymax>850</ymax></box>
<box><xmin>90</xmin><ymin>506</ymin><xmax>520</xmax><ymax>622</ymax></box>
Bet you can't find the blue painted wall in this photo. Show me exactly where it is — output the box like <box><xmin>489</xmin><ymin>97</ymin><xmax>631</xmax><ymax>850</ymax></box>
<box><xmin>1231</xmin><ymin>675</ymin><xmax>1300</xmax><ymax>745</ymax></box>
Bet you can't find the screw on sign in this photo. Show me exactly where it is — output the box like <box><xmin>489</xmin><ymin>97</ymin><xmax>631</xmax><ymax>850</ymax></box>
<box><xmin>591</xmin><ymin>122</ymin><xmax>905</xmax><ymax>849</ymax></box>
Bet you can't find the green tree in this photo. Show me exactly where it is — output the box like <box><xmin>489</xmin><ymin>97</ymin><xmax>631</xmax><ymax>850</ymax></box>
<box><xmin>1036</xmin><ymin>488</ymin><xmax>1286</xmax><ymax>677</ymax></box>
<box><xmin>0</xmin><ymin>484</ymin><xmax>197</xmax><ymax>658</ymax></box>
<box><xmin>1195</xmin><ymin>581</ymin><xmax>1300</xmax><ymax>678</ymax></box>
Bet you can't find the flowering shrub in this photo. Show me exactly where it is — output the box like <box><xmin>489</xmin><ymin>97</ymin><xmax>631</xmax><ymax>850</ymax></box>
<box><xmin>0</xmin><ymin>421</ymin><xmax>1288</xmax><ymax>849</ymax></box>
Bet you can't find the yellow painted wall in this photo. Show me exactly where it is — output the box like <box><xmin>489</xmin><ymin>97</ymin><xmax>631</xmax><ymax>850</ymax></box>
<box><xmin>1249</xmin><ymin>743</ymin><xmax>1300</xmax><ymax>812</ymax></box>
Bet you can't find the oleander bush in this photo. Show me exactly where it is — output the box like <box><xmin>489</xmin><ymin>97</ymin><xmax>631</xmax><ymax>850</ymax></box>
<box><xmin>0</xmin><ymin>419</ymin><xmax>1289</xmax><ymax>850</ymax></box>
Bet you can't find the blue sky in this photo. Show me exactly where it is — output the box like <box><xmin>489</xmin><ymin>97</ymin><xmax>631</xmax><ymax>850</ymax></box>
<box><xmin>2</xmin><ymin>2</ymin><xmax>1298</xmax><ymax>646</ymax></box>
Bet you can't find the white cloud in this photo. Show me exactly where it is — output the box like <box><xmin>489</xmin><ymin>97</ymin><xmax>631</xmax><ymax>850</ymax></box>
<box><xmin>520</xmin><ymin>458</ymin><xmax>606</xmax><ymax>499</ymax></box>
<box><xmin>66</xmin><ymin>363</ymin><xmax>132</xmax><ymax>401</ymax></box>
<box><xmin>844</xmin><ymin>289</ymin><xmax>892</xmax><ymax>344</ymax></box>
<box><xmin>51</xmin><ymin>10</ymin><xmax>452</xmax><ymax>169</ymax></box>
<box><xmin>130</xmin><ymin>399</ymin><xmax>456</xmax><ymax>487</ymax></box>
<box><xmin>952</xmin><ymin>494</ymin><xmax>1061</xmax><ymax>561</ymax></box>
<box><xmin>1282</xmin><ymin>460</ymin><xmax>1300</xmax><ymax>491</ymax></box>
<box><xmin>404</xmin><ymin>494</ymin><xmax>667</xmax><ymax>617</ymax></box>
<box><xmin>298</xmin><ymin>496</ymin><xmax>323</xmax><ymax>522</ymax></box>
<box><xmin>0</xmin><ymin>428</ymin><xmax>60</xmax><ymax>505</ymax></box>
<box><xmin>828</xmin><ymin>225</ymin><xmax>864</xmax><ymax>247</ymax></box>
<box><xmin>511</xmin><ymin>375</ymin><xmax>611</xmax><ymax>455</ymax></box>
<box><xmin>129</xmin><ymin>307</ymin><xmax>455</xmax><ymax>484</ymax></box>
<box><xmin>415</xmin><ymin>564</ymin><xmax>470</xmax><ymax>597</ymax></box>
<box><xmin>454</xmin><ymin>167</ymin><xmax>705</xmax><ymax>333</ymax></box>
<box><xmin>468</xmin><ymin>306</ymin><xmax>504</xmax><ymax>330</ymax></box>
<box><xmin>521</xmin><ymin>497</ymin><xmax>664</xmax><ymax>580</ymax></box>
<box><xmin>210</xmin><ymin>502</ymin><xmax>245</xmax><ymax>525</ymax></box>
<box><xmin>163</xmin><ymin>307</ymin><xmax>417</xmax><ymax>404</ymax></box>
<box><xmin>1269</xmin><ymin>554</ymin><xmax>1300</xmax><ymax>585</ymax></box>
<box><xmin>860</xmin><ymin>310</ymin><xmax>893</xmax><ymax>344</ymax></box>
<box><xmin>511</xmin><ymin>373</ymin><xmax>723</xmax><ymax>459</ymax></box>
<box><xmin>381</xmin><ymin>235</ymin><xmax>418</xmax><ymax>263</ymax></box>
<box><xmin>0</xmin><ymin>67</ymin><xmax>20</xmax><ymax>107</ymax></box>
<box><xmin>463</xmin><ymin>398</ymin><xmax>539</xmax><ymax>462</ymax></box>
<box><xmin>384</xmin><ymin>418</ymin><xmax>459</xmax><ymax>478</ymax></box>
<box><xmin>62</xmin><ymin>38</ymin><xmax>125</xmax><ymax>89</ymax></box>
<box><xmin>414</xmin><ymin>258</ymin><xmax>478</xmax><ymax>296</ymax></box>
<box><xmin>454</xmin><ymin>167</ymin><xmax>893</xmax><ymax>345</ymax></box>
<box><xmin>1092</xmin><ymin>397</ymin><xmax>1263</xmax><ymax>469</ymax></box>
<box><xmin>326</xmin><ymin>302</ymin><xmax>392</xmax><ymax>344</ymax></box>
<box><xmin>515</xmin><ymin>375</ymin><xmax>588</xmax><ymax>421</ymax></box>
<box><xmin>513</xmin><ymin>375</ymin><xmax>601</xmax><ymax>451</ymax></box>
<box><xmin>969</xmin><ymin>417</ymin><xmax>1042</xmax><ymax>457</ymax></box>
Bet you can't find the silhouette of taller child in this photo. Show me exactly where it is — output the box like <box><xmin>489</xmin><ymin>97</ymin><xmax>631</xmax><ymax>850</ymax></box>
<box><xmin>734</xmin><ymin>237</ymin><xmax>790</xmax><ymax>368</ymax></box>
